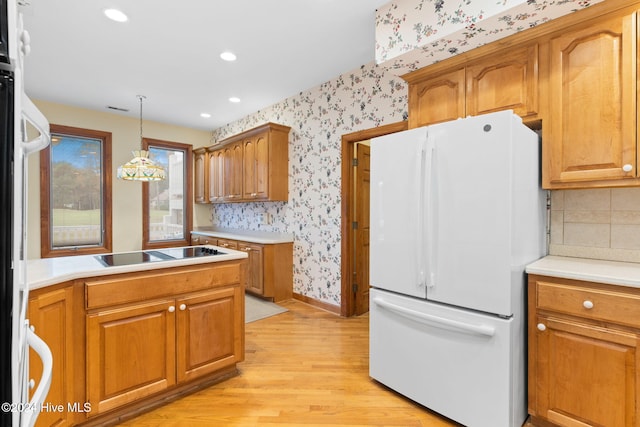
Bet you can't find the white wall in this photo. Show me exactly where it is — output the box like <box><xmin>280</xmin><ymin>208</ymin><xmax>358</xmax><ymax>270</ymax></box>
<box><xmin>27</xmin><ymin>100</ymin><xmax>211</xmax><ymax>259</ymax></box>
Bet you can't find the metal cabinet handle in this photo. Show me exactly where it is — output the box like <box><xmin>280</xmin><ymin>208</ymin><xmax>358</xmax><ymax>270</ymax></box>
<box><xmin>242</xmin><ymin>247</ymin><xmax>252</xmax><ymax>251</ymax></box>
<box><xmin>179</xmin><ymin>304</ymin><xmax>186</xmax><ymax>311</ymax></box>
<box><xmin>583</xmin><ymin>300</ymin><xmax>594</xmax><ymax>309</ymax></box>
<box><xmin>168</xmin><ymin>306</ymin><xmax>175</xmax><ymax>313</ymax></box>
<box><xmin>623</xmin><ymin>164</ymin><xmax>633</xmax><ymax>172</ymax></box>
<box><xmin>537</xmin><ymin>323</ymin><xmax>546</xmax><ymax>331</ymax></box>
<box><xmin>251</xmin><ymin>193</ymin><xmax>257</xmax><ymax>197</ymax></box>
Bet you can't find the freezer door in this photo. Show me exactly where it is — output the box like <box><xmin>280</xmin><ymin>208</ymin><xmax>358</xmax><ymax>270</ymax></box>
<box><xmin>425</xmin><ymin>112</ymin><xmax>540</xmax><ymax>316</ymax></box>
<box><xmin>370</xmin><ymin>288</ymin><xmax>526</xmax><ymax>427</ymax></box>
<box><xmin>370</xmin><ymin>126</ymin><xmax>429</xmax><ymax>299</ymax></box>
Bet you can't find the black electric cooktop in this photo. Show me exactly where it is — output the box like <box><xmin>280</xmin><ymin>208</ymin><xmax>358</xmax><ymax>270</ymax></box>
<box><xmin>95</xmin><ymin>246</ymin><xmax>225</xmax><ymax>267</ymax></box>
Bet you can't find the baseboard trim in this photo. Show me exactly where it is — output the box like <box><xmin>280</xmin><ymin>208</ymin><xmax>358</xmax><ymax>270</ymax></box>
<box><xmin>292</xmin><ymin>292</ymin><xmax>341</xmax><ymax>315</ymax></box>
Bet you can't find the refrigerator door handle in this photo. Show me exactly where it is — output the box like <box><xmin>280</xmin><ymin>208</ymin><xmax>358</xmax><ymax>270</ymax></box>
<box><xmin>373</xmin><ymin>297</ymin><xmax>495</xmax><ymax>337</ymax></box>
<box><xmin>20</xmin><ymin>93</ymin><xmax>50</xmax><ymax>154</ymax></box>
<box><xmin>416</xmin><ymin>142</ymin><xmax>426</xmax><ymax>288</ymax></box>
<box><xmin>424</xmin><ymin>135</ymin><xmax>436</xmax><ymax>288</ymax></box>
<box><xmin>21</xmin><ymin>325</ymin><xmax>53</xmax><ymax>427</ymax></box>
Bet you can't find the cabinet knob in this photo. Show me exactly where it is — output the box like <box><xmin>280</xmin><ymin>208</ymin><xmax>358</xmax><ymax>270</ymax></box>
<box><xmin>168</xmin><ymin>306</ymin><xmax>175</xmax><ymax>313</ymax></box>
<box><xmin>179</xmin><ymin>304</ymin><xmax>186</xmax><ymax>311</ymax></box>
<box><xmin>623</xmin><ymin>164</ymin><xmax>633</xmax><ymax>172</ymax></box>
<box><xmin>583</xmin><ymin>300</ymin><xmax>594</xmax><ymax>309</ymax></box>
<box><xmin>537</xmin><ymin>323</ymin><xmax>546</xmax><ymax>331</ymax></box>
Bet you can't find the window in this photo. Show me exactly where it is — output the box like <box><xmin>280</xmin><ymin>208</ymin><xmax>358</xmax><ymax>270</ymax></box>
<box><xmin>40</xmin><ymin>125</ymin><xmax>112</xmax><ymax>257</ymax></box>
<box><xmin>142</xmin><ymin>138</ymin><xmax>192</xmax><ymax>249</ymax></box>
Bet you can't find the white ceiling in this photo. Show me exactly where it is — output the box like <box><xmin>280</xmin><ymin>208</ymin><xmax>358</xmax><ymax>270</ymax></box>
<box><xmin>20</xmin><ymin>0</ymin><xmax>390</xmax><ymax>131</ymax></box>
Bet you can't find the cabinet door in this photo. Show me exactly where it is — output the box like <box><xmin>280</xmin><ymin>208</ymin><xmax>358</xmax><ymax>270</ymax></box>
<box><xmin>193</xmin><ymin>149</ymin><xmax>207</xmax><ymax>203</ymax></box>
<box><xmin>408</xmin><ymin>68</ymin><xmax>465</xmax><ymax>128</ymax></box>
<box><xmin>545</xmin><ymin>13</ymin><xmax>636</xmax><ymax>186</ymax></box>
<box><xmin>29</xmin><ymin>286</ymin><xmax>80</xmax><ymax>427</ymax></box>
<box><xmin>239</xmin><ymin>241</ymin><xmax>264</xmax><ymax>295</ymax></box>
<box><xmin>176</xmin><ymin>287</ymin><xmax>244</xmax><ymax>382</ymax></box>
<box><xmin>207</xmin><ymin>148</ymin><xmax>224</xmax><ymax>203</ymax></box>
<box><xmin>223</xmin><ymin>142</ymin><xmax>243</xmax><ymax>201</ymax></box>
<box><xmin>86</xmin><ymin>300</ymin><xmax>176</xmax><ymax>415</ymax></box>
<box><xmin>243</xmin><ymin>132</ymin><xmax>269</xmax><ymax>200</ymax></box>
<box><xmin>466</xmin><ymin>44</ymin><xmax>538</xmax><ymax>119</ymax></box>
<box><xmin>533</xmin><ymin>314</ymin><xmax>638</xmax><ymax>426</ymax></box>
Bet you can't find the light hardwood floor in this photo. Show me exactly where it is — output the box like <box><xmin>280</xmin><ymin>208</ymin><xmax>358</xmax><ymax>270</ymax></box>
<box><xmin>117</xmin><ymin>299</ymin><xmax>461</xmax><ymax>426</ymax></box>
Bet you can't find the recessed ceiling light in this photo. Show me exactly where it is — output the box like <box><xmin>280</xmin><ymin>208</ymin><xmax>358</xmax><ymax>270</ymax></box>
<box><xmin>229</xmin><ymin>97</ymin><xmax>241</xmax><ymax>103</ymax></box>
<box><xmin>200</xmin><ymin>113</ymin><xmax>211</xmax><ymax>118</ymax></box>
<box><xmin>104</xmin><ymin>8</ymin><xmax>128</xmax><ymax>22</ymax></box>
<box><xmin>220</xmin><ymin>51</ymin><xmax>237</xmax><ymax>62</ymax></box>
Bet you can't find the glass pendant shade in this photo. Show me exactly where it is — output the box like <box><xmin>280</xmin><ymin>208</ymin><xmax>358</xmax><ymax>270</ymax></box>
<box><xmin>117</xmin><ymin>150</ymin><xmax>166</xmax><ymax>181</ymax></box>
<box><xmin>117</xmin><ymin>95</ymin><xmax>165</xmax><ymax>181</ymax></box>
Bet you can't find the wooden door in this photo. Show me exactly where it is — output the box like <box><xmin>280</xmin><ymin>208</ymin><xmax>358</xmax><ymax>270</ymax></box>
<box><xmin>193</xmin><ymin>148</ymin><xmax>207</xmax><ymax>203</ymax></box>
<box><xmin>545</xmin><ymin>13</ymin><xmax>636</xmax><ymax>186</ymax></box>
<box><xmin>239</xmin><ymin>241</ymin><xmax>264</xmax><ymax>295</ymax></box>
<box><xmin>207</xmin><ymin>148</ymin><xmax>224</xmax><ymax>203</ymax></box>
<box><xmin>408</xmin><ymin>68</ymin><xmax>465</xmax><ymax>128</ymax></box>
<box><xmin>466</xmin><ymin>44</ymin><xmax>538</xmax><ymax>119</ymax></box>
<box><xmin>533</xmin><ymin>314</ymin><xmax>638</xmax><ymax>426</ymax></box>
<box><xmin>223</xmin><ymin>142</ymin><xmax>243</xmax><ymax>201</ymax></box>
<box><xmin>86</xmin><ymin>299</ymin><xmax>176</xmax><ymax>415</ymax></box>
<box><xmin>176</xmin><ymin>287</ymin><xmax>244</xmax><ymax>383</ymax></box>
<box><xmin>354</xmin><ymin>143</ymin><xmax>370</xmax><ymax>315</ymax></box>
<box><xmin>29</xmin><ymin>286</ymin><xmax>79</xmax><ymax>427</ymax></box>
<box><xmin>242</xmin><ymin>132</ymin><xmax>269</xmax><ymax>200</ymax></box>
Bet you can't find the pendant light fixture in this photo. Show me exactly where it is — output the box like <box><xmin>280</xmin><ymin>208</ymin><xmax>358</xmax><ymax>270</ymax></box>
<box><xmin>117</xmin><ymin>95</ymin><xmax>166</xmax><ymax>181</ymax></box>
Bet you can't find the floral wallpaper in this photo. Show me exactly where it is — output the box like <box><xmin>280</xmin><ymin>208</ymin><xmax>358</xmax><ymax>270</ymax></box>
<box><xmin>209</xmin><ymin>0</ymin><xmax>602</xmax><ymax>308</ymax></box>
<box><xmin>375</xmin><ymin>0</ymin><xmax>604</xmax><ymax>66</ymax></box>
<box><xmin>210</xmin><ymin>65</ymin><xmax>408</xmax><ymax>306</ymax></box>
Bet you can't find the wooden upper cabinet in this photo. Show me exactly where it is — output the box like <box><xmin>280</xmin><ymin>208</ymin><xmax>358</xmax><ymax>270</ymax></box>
<box><xmin>243</xmin><ymin>132</ymin><xmax>270</xmax><ymax>200</ymax></box>
<box><xmin>466</xmin><ymin>44</ymin><xmax>538</xmax><ymax>120</ymax></box>
<box><xmin>223</xmin><ymin>141</ymin><xmax>243</xmax><ymax>202</ymax></box>
<box><xmin>408</xmin><ymin>68</ymin><xmax>465</xmax><ymax>128</ymax></box>
<box><xmin>404</xmin><ymin>44</ymin><xmax>539</xmax><ymax>128</ymax></box>
<box><xmin>193</xmin><ymin>148</ymin><xmax>207</xmax><ymax>204</ymax></box>
<box><xmin>544</xmin><ymin>12</ymin><xmax>637</xmax><ymax>188</ymax></box>
<box><xmin>207</xmin><ymin>147</ymin><xmax>224</xmax><ymax>203</ymax></box>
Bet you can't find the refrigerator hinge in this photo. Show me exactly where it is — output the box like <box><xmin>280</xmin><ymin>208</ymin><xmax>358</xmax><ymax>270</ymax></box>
<box><xmin>352</xmin><ymin>221</ymin><xmax>358</xmax><ymax>230</ymax></box>
<box><xmin>352</xmin><ymin>158</ymin><xmax>358</xmax><ymax>167</ymax></box>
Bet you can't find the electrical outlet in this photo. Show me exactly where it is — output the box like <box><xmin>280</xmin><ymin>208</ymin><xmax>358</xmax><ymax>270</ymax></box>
<box><xmin>258</xmin><ymin>213</ymin><xmax>270</xmax><ymax>225</ymax></box>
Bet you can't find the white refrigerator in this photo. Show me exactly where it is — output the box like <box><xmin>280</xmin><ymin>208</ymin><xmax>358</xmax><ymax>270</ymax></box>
<box><xmin>369</xmin><ymin>111</ymin><xmax>545</xmax><ymax>427</ymax></box>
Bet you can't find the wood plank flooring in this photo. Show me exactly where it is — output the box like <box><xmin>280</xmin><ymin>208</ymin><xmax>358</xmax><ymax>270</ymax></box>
<box><xmin>117</xmin><ymin>299</ymin><xmax>460</xmax><ymax>426</ymax></box>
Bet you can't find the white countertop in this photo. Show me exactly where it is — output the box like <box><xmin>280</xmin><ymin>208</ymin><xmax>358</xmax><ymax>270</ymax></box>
<box><xmin>27</xmin><ymin>245</ymin><xmax>248</xmax><ymax>291</ymax></box>
<box><xmin>526</xmin><ymin>255</ymin><xmax>640</xmax><ymax>288</ymax></box>
<box><xmin>191</xmin><ymin>227</ymin><xmax>294</xmax><ymax>244</ymax></box>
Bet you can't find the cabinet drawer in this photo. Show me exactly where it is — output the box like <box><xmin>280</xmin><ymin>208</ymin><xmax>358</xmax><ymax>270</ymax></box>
<box><xmin>86</xmin><ymin>262</ymin><xmax>241</xmax><ymax>309</ymax></box>
<box><xmin>536</xmin><ymin>281</ymin><xmax>640</xmax><ymax>328</ymax></box>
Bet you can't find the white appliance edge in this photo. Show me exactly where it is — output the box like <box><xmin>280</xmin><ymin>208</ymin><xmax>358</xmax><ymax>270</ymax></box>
<box><xmin>8</xmin><ymin>2</ymin><xmax>53</xmax><ymax>426</ymax></box>
<box><xmin>369</xmin><ymin>111</ymin><xmax>545</xmax><ymax>427</ymax></box>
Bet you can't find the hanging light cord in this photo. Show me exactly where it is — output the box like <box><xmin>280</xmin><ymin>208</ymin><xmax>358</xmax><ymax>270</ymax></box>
<box><xmin>138</xmin><ymin>94</ymin><xmax>146</xmax><ymax>147</ymax></box>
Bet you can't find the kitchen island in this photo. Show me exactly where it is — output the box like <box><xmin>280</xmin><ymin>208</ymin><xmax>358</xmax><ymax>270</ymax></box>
<box><xmin>27</xmin><ymin>246</ymin><xmax>248</xmax><ymax>427</ymax></box>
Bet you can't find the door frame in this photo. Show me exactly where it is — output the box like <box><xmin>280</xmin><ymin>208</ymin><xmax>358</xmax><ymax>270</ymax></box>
<box><xmin>340</xmin><ymin>121</ymin><xmax>408</xmax><ymax>317</ymax></box>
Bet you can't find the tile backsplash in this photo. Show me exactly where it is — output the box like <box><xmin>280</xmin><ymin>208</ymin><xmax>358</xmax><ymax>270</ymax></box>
<box><xmin>550</xmin><ymin>188</ymin><xmax>640</xmax><ymax>262</ymax></box>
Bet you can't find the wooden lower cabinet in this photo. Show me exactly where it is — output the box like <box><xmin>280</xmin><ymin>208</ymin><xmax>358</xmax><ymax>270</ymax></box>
<box><xmin>86</xmin><ymin>299</ymin><xmax>177</xmax><ymax>415</ymax></box>
<box><xmin>82</xmin><ymin>261</ymin><xmax>245</xmax><ymax>422</ymax></box>
<box><xmin>237</xmin><ymin>241</ymin><xmax>264</xmax><ymax>295</ymax></box>
<box><xmin>176</xmin><ymin>287</ymin><xmax>244</xmax><ymax>382</ymax></box>
<box><xmin>29</xmin><ymin>283</ymin><xmax>85</xmax><ymax>427</ymax></box>
<box><xmin>528</xmin><ymin>275</ymin><xmax>640</xmax><ymax>426</ymax></box>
